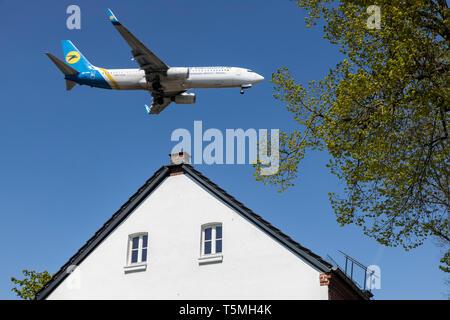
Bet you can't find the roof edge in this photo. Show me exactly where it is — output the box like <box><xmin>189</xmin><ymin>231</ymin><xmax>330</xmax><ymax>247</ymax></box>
<box><xmin>330</xmin><ymin>267</ymin><xmax>374</xmax><ymax>300</ymax></box>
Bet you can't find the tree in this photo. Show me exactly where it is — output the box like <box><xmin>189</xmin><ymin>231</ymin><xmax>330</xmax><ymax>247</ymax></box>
<box><xmin>11</xmin><ymin>269</ymin><xmax>52</xmax><ymax>300</ymax></box>
<box><xmin>254</xmin><ymin>0</ymin><xmax>449</xmax><ymax>273</ymax></box>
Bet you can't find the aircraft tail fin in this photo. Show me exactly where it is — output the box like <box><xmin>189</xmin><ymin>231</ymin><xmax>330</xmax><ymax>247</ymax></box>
<box><xmin>45</xmin><ymin>52</ymin><xmax>79</xmax><ymax>75</ymax></box>
<box><xmin>61</xmin><ymin>40</ymin><xmax>95</xmax><ymax>72</ymax></box>
<box><xmin>66</xmin><ymin>80</ymin><xmax>77</xmax><ymax>91</ymax></box>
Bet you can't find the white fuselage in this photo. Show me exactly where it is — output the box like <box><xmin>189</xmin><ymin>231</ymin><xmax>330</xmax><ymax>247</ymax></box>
<box><xmin>95</xmin><ymin>66</ymin><xmax>264</xmax><ymax>92</ymax></box>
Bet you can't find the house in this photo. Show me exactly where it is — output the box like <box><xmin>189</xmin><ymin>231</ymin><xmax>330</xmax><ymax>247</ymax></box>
<box><xmin>35</xmin><ymin>152</ymin><xmax>371</xmax><ymax>300</ymax></box>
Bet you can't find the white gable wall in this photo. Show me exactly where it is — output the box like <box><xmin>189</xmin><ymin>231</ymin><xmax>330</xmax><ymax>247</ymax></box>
<box><xmin>47</xmin><ymin>174</ymin><xmax>329</xmax><ymax>299</ymax></box>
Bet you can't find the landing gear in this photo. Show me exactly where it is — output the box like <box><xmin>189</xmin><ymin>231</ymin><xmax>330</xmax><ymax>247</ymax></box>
<box><xmin>152</xmin><ymin>81</ymin><xmax>162</xmax><ymax>91</ymax></box>
<box><xmin>240</xmin><ymin>84</ymin><xmax>252</xmax><ymax>95</ymax></box>
<box><xmin>156</xmin><ymin>97</ymin><xmax>164</xmax><ymax>105</ymax></box>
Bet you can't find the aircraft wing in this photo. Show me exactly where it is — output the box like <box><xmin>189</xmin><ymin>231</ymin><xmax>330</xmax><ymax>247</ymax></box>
<box><xmin>146</xmin><ymin>90</ymin><xmax>189</xmax><ymax>115</ymax></box>
<box><xmin>107</xmin><ymin>9</ymin><xmax>169</xmax><ymax>74</ymax></box>
<box><xmin>147</xmin><ymin>98</ymin><xmax>172</xmax><ymax>115</ymax></box>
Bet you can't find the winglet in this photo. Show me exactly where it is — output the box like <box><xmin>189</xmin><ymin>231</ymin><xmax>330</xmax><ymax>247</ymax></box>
<box><xmin>107</xmin><ymin>8</ymin><xmax>120</xmax><ymax>25</ymax></box>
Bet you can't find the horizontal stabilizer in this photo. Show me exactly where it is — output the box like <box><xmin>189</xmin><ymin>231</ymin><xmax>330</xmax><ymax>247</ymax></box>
<box><xmin>66</xmin><ymin>80</ymin><xmax>77</xmax><ymax>91</ymax></box>
<box><xmin>45</xmin><ymin>52</ymin><xmax>79</xmax><ymax>75</ymax></box>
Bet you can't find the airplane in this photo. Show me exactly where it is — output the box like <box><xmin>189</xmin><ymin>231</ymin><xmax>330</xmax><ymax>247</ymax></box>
<box><xmin>45</xmin><ymin>8</ymin><xmax>264</xmax><ymax>115</ymax></box>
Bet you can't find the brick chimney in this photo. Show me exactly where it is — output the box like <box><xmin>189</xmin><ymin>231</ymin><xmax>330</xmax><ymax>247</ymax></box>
<box><xmin>169</xmin><ymin>151</ymin><xmax>191</xmax><ymax>165</ymax></box>
<box><xmin>319</xmin><ymin>273</ymin><xmax>331</xmax><ymax>286</ymax></box>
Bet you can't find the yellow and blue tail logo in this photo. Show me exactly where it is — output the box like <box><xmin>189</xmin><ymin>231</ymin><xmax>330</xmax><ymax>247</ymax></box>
<box><xmin>61</xmin><ymin>40</ymin><xmax>93</xmax><ymax>72</ymax></box>
<box><xmin>65</xmin><ymin>51</ymin><xmax>81</xmax><ymax>64</ymax></box>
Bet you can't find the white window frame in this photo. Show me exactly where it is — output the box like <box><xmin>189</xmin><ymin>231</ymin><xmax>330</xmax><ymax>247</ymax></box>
<box><xmin>198</xmin><ymin>223</ymin><xmax>223</xmax><ymax>265</ymax></box>
<box><xmin>124</xmin><ymin>232</ymin><xmax>148</xmax><ymax>272</ymax></box>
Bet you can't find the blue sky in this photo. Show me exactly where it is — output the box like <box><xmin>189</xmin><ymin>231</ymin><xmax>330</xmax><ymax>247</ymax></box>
<box><xmin>0</xmin><ymin>0</ymin><xmax>447</xmax><ymax>299</ymax></box>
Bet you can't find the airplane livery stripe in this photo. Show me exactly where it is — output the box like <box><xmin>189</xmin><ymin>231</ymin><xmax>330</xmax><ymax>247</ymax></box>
<box><xmin>98</xmin><ymin>67</ymin><xmax>120</xmax><ymax>90</ymax></box>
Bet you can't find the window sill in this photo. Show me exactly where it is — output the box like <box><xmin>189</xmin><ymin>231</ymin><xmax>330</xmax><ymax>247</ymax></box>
<box><xmin>198</xmin><ymin>254</ymin><xmax>223</xmax><ymax>265</ymax></box>
<box><xmin>124</xmin><ymin>262</ymin><xmax>147</xmax><ymax>273</ymax></box>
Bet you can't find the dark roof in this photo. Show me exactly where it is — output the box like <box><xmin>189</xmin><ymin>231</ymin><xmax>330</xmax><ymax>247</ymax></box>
<box><xmin>36</xmin><ymin>163</ymin><xmax>366</xmax><ymax>300</ymax></box>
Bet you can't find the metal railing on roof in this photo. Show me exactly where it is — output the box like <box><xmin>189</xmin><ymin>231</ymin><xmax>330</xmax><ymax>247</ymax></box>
<box><xmin>326</xmin><ymin>250</ymin><xmax>378</xmax><ymax>293</ymax></box>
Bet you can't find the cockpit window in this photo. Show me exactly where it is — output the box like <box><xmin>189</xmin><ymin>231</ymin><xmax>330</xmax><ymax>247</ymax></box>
<box><xmin>247</xmin><ymin>69</ymin><xmax>253</xmax><ymax>72</ymax></box>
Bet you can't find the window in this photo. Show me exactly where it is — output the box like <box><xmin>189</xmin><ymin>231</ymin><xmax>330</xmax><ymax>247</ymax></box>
<box><xmin>125</xmin><ymin>233</ymin><xmax>148</xmax><ymax>272</ymax></box>
<box><xmin>199</xmin><ymin>224</ymin><xmax>223</xmax><ymax>264</ymax></box>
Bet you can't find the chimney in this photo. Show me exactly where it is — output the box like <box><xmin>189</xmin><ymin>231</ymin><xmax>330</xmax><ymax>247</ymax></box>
<box><xmin>169</xmin><ymin>151</ymin><xmax>191</xmax><ymax>165</ymax></box>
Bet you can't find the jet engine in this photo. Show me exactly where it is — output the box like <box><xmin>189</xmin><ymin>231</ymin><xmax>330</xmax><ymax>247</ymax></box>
<box><xmin>166</xmin><ymin>67</ymin><xmax>189</xmax><ymax>80</ymax></box>
<box><xmin>173</xmin><ymin>92</ymin><xmax>196</xmax><ymax>104</ymax></box>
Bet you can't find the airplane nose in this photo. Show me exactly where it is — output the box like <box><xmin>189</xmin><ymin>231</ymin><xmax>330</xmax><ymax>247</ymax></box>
<box><xmin>255</xmin><ymin>74</ymin><xmax>264</xmax><ymax>84</ymax></box>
